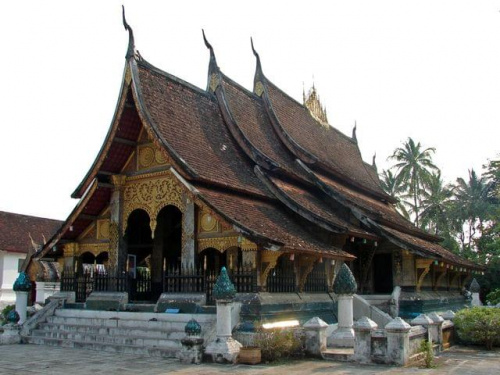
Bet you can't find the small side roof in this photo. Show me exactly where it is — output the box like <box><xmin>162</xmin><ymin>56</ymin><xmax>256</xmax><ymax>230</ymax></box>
<box><xmin>0</xmin><ymin>211</ymin><xmax>62</xmax><ymax>254</ymax></box>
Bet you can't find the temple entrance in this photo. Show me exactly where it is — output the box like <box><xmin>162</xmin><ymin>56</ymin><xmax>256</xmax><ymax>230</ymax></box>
<box><xmin>125</xmin><ymin>209</ymin><xmax>153</xmax><ymax>301</ymax></box>
<box><xmin>373</xmin><ymin>253</ymin><xmax>393</xmax><ymax>293</ymax></box>
<box><xmin>152</xmin><ymin>205</ymin><xmax>182</xmax><ymax>300</ymax></box>
<box><xmin>125</xmin><ymin>206</ymin><xmax>183</xmax><ymax>302</ymax></box>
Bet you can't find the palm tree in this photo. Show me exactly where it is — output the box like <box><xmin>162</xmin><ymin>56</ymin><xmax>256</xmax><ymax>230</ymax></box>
<box><xmin>379</xmin><ymin>169</ymin><xmax>410</xmax><ymax>219</ymax></box>
<box><xmin>389</xmin><ymin>138</ymin><xmax>438</xmax><ymax>227</ymax></box>
<box><xmin>452</xmin><ymin>169</ymin><xmax>491</xmax><ymax>254</ymax></box>
<box><xmin>418</xmin><ymin>171</ymin><xmax>453</xmax><ymax>235</ymax></box>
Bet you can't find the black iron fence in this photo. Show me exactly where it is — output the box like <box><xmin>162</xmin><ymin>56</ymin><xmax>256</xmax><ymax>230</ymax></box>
<box><xmin>61</xmin><ymin>263</ymin><xmax>257</xmax><ymax>304</ymax></box>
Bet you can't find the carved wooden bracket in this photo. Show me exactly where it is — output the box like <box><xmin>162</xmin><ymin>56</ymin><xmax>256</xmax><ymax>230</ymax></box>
<box><xmin>433</xmin><ymin>268</ymin><xmax>447</xmax><ymax>291</ymax></box>
<box><xmin>416</xmin><ymin>259</ymin><xmax>433</xmax><ymax>292</ymax></box>
<box><xmin>298</xmin><ymin>255</ymin><xmax>318</xmax><ymax>292</ymax></box>
<box><xmin>260</xmin><ymin>250</ymin><xmax>282</xmax><ymax>287</ymax></box>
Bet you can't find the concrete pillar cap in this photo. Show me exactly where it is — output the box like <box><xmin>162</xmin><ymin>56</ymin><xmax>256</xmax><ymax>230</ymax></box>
<box><xmin>428</xmin><ymin>312</ymin><xmax>444</xmax><ymax>323</ymax></box>
<box><xmin>303</xmin><ymin>317</ymin><xmax>329</xmax><ymax>329</ymax></box>
<box><xmin>410</xmin><ymin>314</ymin><xmax>433</xmax><ymax>326</ymax></box>
<box><xmin>385</xmin><ymin>317</ymin><xmax>411</xmax><ymax>332</ymax></box>
<box><xmin>440</xmin><ymin>310</ymin><xmax>455</xmax><ymax>320</ymax></box>
<box><xmin>353</xmin><ymin>316</ymin><xmax>378</xmax><ymax>331</ymax></box>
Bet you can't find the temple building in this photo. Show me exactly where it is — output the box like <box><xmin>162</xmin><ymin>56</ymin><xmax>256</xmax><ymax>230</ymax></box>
<box><xmin>0</xmin><ymin>211</ymin><xmax>61</xmax><ymax>305</ymax></box>
<box><xmin>30</xmin><ymin>17</ymin><xmax>481</xmax><ymax>322</ymax></box>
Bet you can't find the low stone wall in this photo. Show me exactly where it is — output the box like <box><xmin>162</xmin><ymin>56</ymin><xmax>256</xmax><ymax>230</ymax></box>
<box><xmin>349</xmin><ymin>311</ymin><xmax>455</xmax><ymax>366</ymax></box>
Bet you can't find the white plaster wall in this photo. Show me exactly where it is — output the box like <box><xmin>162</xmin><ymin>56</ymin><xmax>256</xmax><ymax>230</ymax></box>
<box><xmin>0</xmin><ymin>252</ymin><xmax>26</xmax><ymax>302</ymax></box>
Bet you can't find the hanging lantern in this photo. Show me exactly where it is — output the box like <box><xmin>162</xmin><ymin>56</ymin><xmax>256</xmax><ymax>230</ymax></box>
<box><xmin>290</xmin><ymin>254</ymin><xmax>295</xmax><ymax>261</ymax></box>
<box><xmin>319</xmin><ymin>257</ymin><xmax>323</xmax><ymax>263</ymax></box>
<box><xmin>331</xmin><ymin>259</ymin><xmax>336</xmax><ymax>266</ymax></box>
<box><xmin>350</xmin><ymin>237</ymin><xmax>355</xmax><ymax>243</ymax></box>
<box><xmin>434</xmin><ymin>260</ymin><xmax>438</xmax><ymax>266</ymax></box>
<box><xmin>362</xmin><ymin>238</ymin><xmax>367</xmax><ymax>244</ymax></box>
<box><xmin>374</xmin><ymin>241</ymin><xmax>378</xmax><ymax>247</ymax></box>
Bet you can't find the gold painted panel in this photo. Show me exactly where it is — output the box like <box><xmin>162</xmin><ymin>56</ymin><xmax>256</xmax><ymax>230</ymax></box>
<box><xmin>97</xmin><ymin>219</ymin><xmax>110</xmax><ymax>240</ymax></box>
<box><xmin>122</xmin><ymin>170</ymin><xmax>185</xmax><ymax>235</ymax></box>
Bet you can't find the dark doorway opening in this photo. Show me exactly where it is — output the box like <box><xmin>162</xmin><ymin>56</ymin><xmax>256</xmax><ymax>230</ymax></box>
<box><xmin>373</xmin><ymin>253</ymin><xmax>393</xmax><ymax>293</ymax></box>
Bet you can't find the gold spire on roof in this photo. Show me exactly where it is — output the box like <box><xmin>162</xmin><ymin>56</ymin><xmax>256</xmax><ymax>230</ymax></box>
<box><xmin>303</xmin><ymin>83</ymin><xmax>329</xmax><ymax>126</ymax></box>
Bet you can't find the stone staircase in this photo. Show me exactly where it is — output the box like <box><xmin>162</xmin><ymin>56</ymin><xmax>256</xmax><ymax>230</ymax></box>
<box><xmin>24</xmin><ymin>308</ymin><xmax>216</xmax><ymax>358</ymax></box>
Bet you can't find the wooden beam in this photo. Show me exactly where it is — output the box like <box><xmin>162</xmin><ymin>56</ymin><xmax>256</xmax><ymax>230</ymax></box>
<box><xmin>114</xmin><ymin>137</ymin><xmax>137</xmax><ymax>147</ymax></box>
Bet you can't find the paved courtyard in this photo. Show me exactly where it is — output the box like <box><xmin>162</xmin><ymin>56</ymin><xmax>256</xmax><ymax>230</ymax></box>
<box><xmin>0</xmin><ymin>344</ymin><xmax>498</xmax><ymax>374</ymax></box>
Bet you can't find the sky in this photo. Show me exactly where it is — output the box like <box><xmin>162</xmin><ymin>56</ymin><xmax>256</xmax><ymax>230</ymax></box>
<box><xmin>1</xmin><ymin>0</ymin><xmax>499</xmax><ymax>221</ymax></box>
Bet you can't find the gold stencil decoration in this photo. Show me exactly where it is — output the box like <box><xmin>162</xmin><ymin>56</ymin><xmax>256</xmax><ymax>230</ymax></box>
<box><xmin>108</xmin><ymin>222</ymin><xmax>119</xmax><ymax>269</ymax></box>
<box><xmin>137</xmin><ymin>144</ymin><xmax>169</xmax><ymax>170</ymax></box>
<box><xmin>198</xmin><ymin>237</ymin><xmax>239</xmax><ymax>253</ymax></box>
<box><xmin>79</xmin><ymin>243</ymin><xmax>110</xmax><ymax>257</ymax></box>
<box><xmin>122</xmin><ymin>171</ymin><xmax>185</xmax><ymax>235</ymax></box>
<box><xmin>155</xmin><ymin>149</ymin><xmax>167</xmax><ymax>164</ymax></box>
<box><xmin>209</xmin><ymin>73</ymin><xmax>220</xmax><ymax>92</ymax></box>
<box><xmin>200</xmin><ymin>212</ymin><xmax>218</xmax><ymax>232</ymax></box>
<box><xmin>138</xmin><ymin>146</ymin><xmax>155</xmax><ymax>168</ymax></box>
<box><xmin>97</xmin><ymin>219</ymin><xmax>110</xmax><ymax>240</ymax></box>
<box><xmin>63</xmin><ymin>243</ymin><xmax>79</xmax><ymax>257</ymax></box>
<box><xmin>254</xmin><ymin>81</ymin><xmax>264</xmax><ymax>97</ymax></box>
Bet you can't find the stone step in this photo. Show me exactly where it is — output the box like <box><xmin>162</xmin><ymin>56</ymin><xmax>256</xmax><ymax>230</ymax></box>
<box><xmin>46</xmin><ymin>316</ymin><xmax>190</xmax><ymax>331</ymax></box>
<box><xmin>31</xmin><ymin>329</ymin><xmax>182</xmax><ymax>349</ymax></box>
<box><xmin>25</xmin><ymin>336</ymin><xmax>179</xmax><ymax>358</ymax></box>
<box><xmin>38</xmin><ymin>322</ymin><xmax>182</xmax><ymax>339</ymax></box>
<box><xmin>322</xmin><ymin>348</ymin><xmax>354</xmax><ymax>362</ymax></box>
<box><xmin>54</xmin><ymin>308</ymin><xmax>216</xmax><ymax>324</ymax></box>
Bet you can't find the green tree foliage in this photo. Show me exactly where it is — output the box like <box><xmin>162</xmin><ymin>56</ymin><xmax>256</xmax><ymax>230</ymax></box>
<box><xmin>389</xmin><ymin>138</ymin><xmax>438</xmax><ymax>227</ymax></box>
<box><xmin>454</xmin><ymin>307</ymin><xmax>500</xmax><ymax>350</ymax></box>
<box><xmin>380</xmin><ymin>169</ymin><xmax>410</xmax><ymax>219</ymax></box>
<box><xmin>384</xmin><ymin>143</ymin><xmax>499</xmax><ymax>295</ymax></box>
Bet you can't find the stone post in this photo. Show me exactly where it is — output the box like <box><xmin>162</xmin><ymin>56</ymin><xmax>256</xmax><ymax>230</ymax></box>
<box><xmin>330</xmin><ymin>264</ymin><xmax>357</xmax><ymax>348</ymax></box>
<box><xmin>353</xmin><ymin>317</ymin><xmax>378</xmax><ymax>363</ymax></box>
<box><xmin>205</xmin><ymin>267</ymin><xmax>242</xmax><ymax>363</ymax></box>
<box><xmin>385</xmin><ymin>317</ymin><xmax>411</xmax><ymax>366</ymax></box>
<box><xmin>469</xmin><ymin>278</ymin><xmax>482</xmax><ymax>306</ymax></box>
<box><xmin>178</xmin><ymin>319</ymin><xmax>204</xmax><ymax>364</ymax></box>
<box><xmin>13</xmin><ymin>272</ymin><xmax>31</xmax><ymax>325</ymax></box>
<box><xmin>410</xmin><ymin>314</ymin><xmax>434</xmax><ymax>343</ymax></box>
<box><xmin>0</xmin><ymin>310</ymin><xmax>21</xmax><ymax>345</ymax></box>
<box><xmin>303</xmin><ymin>317</ymin><xmax>329</xmax><ymax>357</ymax></box>
<box><xmin>428</xmin><ymin>312</ymin><xmax>444</xmax><ymax>350</ymax></box>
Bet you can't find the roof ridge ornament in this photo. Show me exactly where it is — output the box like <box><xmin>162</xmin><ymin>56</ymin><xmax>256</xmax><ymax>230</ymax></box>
<box><xmin>352</xmin><ymin>121</ymin><xmax>357</xmax><ymax>143</ymax></box>
<box><xmin>202</xmin><ymin>29</ymin><xmax>218</xmax><ymax>70</ymax></box>
<box><xmin>122</xmin><ymin>5</ymin><xmax>135</xmax><ymax>60</ymax></box>
<box><xmin>202</xmin><ymin>30</ymin><xmax>220</xmax><ymax>92</ymax></box>
<box><xmin>372</xmin><ymin>153</ymin><xmax>377</xmax><ymax>170</ymax></box>
<box><xmin>251</xmin><ymin>38</ymin><xmax>265</xmax><ymax>96</ymax></box>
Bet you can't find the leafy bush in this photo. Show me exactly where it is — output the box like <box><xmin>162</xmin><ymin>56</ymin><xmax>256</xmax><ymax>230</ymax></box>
<box><xmin>486</xmin><ymin>289</ymin><xmax>500</xmax><ymax>305</ymax></box>
<box><xmin>454</xmin><ymin>307</ymin><xmax>500</xmax><ymax>350</ymax></box>
<box><xmin>254</xmin><ymin>328</ymin><xmax>302</xmax><ymax>362</ymax></box>
<box><xmin>419</xmin><ymin>339</ymin><xmax>435</xmax><ymax>368</ymax></box>
<box><xmin>0</xmin><ymin>305</ymin><xmax>15</xmax><ymax>325</ymax></box>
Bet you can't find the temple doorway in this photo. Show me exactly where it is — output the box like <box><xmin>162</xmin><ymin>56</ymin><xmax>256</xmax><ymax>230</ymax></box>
<box><xmin>373</xmin><ymin>253</ymin><xmax>393</xmax><ymax>293</ymax></box>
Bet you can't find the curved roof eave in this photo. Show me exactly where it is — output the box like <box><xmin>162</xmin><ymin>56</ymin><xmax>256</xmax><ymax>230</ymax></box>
<box><xmin>71</xmin><ymin>64</ymin><xmax>132</xmax><ymax>198</ymax></box>
<box><xmin>38</xmin><ymin>179</ymin><xmax>101</xmax><ymax>258</ymax></box>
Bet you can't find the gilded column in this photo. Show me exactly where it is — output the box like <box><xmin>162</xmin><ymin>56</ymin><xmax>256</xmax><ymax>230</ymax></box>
<box><xmin>181</xmin><ymin>198</ymin><xmax>195</xmax><ymax>268</ymax></box>
<box><xmin>110</xmin><ymin>175</ymin><xmax>127</xmax><ymax>274</ymax></box>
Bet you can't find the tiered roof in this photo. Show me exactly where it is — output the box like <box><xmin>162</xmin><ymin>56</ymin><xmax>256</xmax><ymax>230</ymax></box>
<box><xmin>38</xmin><ymin>15</ymin><xmax>481</xmax><ymax>270</ymax></box>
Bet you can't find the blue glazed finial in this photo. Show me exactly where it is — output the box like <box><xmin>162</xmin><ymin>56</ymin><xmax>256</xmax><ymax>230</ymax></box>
<box><xmin>13</xmin><ymin>272</ymin><xmax>31</xmax><ymax>292</ymax></box>
<box><xmin>185</xmin><ymin>319</ymin><xmax>202</xmax><ymax>336</ymax></box>
<box><xmin>6</xmin><ymin>309</ymin><xmax>20</xmax><ymax>324</ymax></box>
<box><xmin>333</xmin><ymin>263</ymin><xmax>357</xmax><ymax>295</ymax></box>
<box><xmin>212</xmin><ymin>267</ymin><xmax>236</xmax><ymax>300</ymax></box>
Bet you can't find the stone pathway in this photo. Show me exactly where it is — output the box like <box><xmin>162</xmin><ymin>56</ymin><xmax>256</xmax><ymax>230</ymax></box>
<box><xmin>0</xmin><ymin>345</ymin><xmax>498</xmax><ymax>374</ymax></box>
